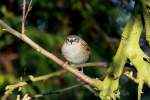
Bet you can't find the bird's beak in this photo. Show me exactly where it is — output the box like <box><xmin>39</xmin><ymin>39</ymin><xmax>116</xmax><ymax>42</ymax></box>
<box><xmin>70</xmin><ymin>40</ymin><xmax>73</xmax><ymax>44</ymax></box>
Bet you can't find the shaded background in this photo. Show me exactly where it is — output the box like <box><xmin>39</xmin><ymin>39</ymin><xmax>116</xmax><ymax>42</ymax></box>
<box><xmin>0</xmin><ymin>0</ymin><xmax>150</xmax><ymax>100</ymax></box>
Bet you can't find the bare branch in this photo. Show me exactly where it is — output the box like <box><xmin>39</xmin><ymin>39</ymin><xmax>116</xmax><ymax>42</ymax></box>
<box><xmin>73</xmin><ymin>62</ymin><xmax>108</xmax><ymax>68</ymax></box>
<box><xmin>123</xmin><ymin>71</ymin><xmax>138</xmax><ymax>83</ymax></box>
<box><xmin>32</xmin><ymin>83</ymin><xmax>84</xmax><ymax>98</ymax></box>
<box><xmin>21</xmin><ymin>0</ymin><xmax>32</xmax><ymax>34</ymax></box>
<box><xmin>25</xmin><ymin>0</ymin><xmax>32</xmax><ymax>17</ymax></box>
<box><xmin>22</xmin><ymin>0</ymin><xmax>26</xmax><ymax>34</ymax></box>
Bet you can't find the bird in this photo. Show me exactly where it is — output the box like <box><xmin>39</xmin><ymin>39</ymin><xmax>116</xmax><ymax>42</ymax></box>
<box><xmin>61</xmin><ymin>35</ymin><xmax>90</xmax><ymax>72</ymax></box>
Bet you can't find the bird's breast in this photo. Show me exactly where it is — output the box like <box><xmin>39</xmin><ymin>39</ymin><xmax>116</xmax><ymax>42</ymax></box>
<box><xmin>62</xmin><ymin>44</ymin><xmax>89</xmax><ymax>64</ymax></box>
<box><xmin>62</xmin><ymin>44</ymin><xmax>81</xmax><ymax>57</ymax></box>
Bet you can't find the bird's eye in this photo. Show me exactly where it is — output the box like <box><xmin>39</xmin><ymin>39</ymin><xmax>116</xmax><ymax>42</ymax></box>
<box><xmin>74</xmin><ymin>38</ymin><xmax>79</xmax><ymax>42</ymax></box>
<box><xmin>65</xmin><ymin>38</ymin><xmax>70</xmax><ymax>43</ymax></box>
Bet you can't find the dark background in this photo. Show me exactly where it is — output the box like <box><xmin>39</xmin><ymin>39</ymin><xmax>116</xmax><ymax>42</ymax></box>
<box><xmin>0</xmin><ymin>0</ymin><xmax>150</xmax><ymax>100</ymax></box>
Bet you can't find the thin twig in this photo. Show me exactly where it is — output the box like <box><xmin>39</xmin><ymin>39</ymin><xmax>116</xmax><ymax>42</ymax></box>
<box><xmin>83</xmin><ymin>84</ymin><xmax>99</xmax><ymax>96</ymax></box>
<box><xmin>32</xmin><ymin>83</ymin><xmax>84</xmax><ymax>98</ymax></box>
<box><xmin>25</xmin><ymin>0</ymin><xmax>32</xmax><ymax>17</ymax></box>
<box><xmin>33</xmin><ymin>82</ymin><xmax>98</xmax><ymax>98</ymax></box>
<box><xmin>32</xmin><ymin>82</ymin><xmax>98</xmax><ymax>98</ymax></box>
<box><xmin>123</xmin><ymin>71</ymin><xmax>138</xmax><ymax>83</ymax></box>
<box><xmin>22</xmin><ymin>0</ymin><xmax>26</xmax><ymax>34</ymax></box>
<box><xmin>72</xmin><ymin>62</ymin><xmax>108</xmax><ymax>68</ymax></box>
<box><xmin>16</xmin><ymin>95</ymin><xmax>20</xmax><ymax>100</ymax></box>
<box><xmin>22</xmin><ymin>0</ymin><xmax>32</xmax><ymax>34</ymax></box>
<box><xmin>22</xmin><ymin>94</ymin><xmax>31</xmax><ymax>100</ymax></box>
<box><xmin>138</xmin><ymin>81</ymin><xmax>144</xmax><ymax>100</ymax></box>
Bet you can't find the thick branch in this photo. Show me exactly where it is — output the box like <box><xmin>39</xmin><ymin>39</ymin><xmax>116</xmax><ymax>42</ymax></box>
<box><xmin>142</xmin><ymin>0</ymin><xmax>150</xmax><ymax>45</ymax></box>
<box><xmin>98</xmin><ymin>16</ymin><xmax>138</xmax><ymax>100</ymax></box>
<box><xmin>126</xmin><ymin>15</ymin><xmax>150</xmax><ymax>100</ymax></box>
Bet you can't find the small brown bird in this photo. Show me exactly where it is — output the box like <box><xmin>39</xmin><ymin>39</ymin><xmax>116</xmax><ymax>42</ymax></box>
<box><xmin>61</xmin><ymin>35</ymin><xmax>90</xmax><ymax>71</ymax></box>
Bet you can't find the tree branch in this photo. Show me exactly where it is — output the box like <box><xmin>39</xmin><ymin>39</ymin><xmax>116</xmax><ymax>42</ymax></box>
<box><xmin>25</xmin><ymin>0</ymin><xmax>32</xmax><ymax>18</ymax></box>
<box><xmin>142</xmin><ymin>0</ymin><xmax>150</xmax><ymax>45</ymax></box>
<box><xmin>22</xmin><ymin>0</ymin><xmax>32</xmax><ymax>34</ymax></box>
<box><xmin>22</xmin><ymin>0</ymin><xmax>26</xmax><ymax>34</ymax></box>
<box><xmin>32</xmin><ymin>83</ymin><xmax>84</xmax><ymax>98</ymax></box>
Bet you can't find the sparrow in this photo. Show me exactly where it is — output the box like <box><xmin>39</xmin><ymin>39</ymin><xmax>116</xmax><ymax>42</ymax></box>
<box><xmin>61</xmin><ymin>35</ymin><xmax>90</xmax><ymax>71</ymax></box>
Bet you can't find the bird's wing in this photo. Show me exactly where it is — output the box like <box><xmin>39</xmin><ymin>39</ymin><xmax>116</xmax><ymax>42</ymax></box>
<box><xmin>80</xmin><ymin>39</ymin><xmax>90</xmax><ymax>53</ymax></box>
